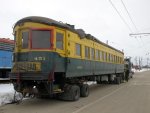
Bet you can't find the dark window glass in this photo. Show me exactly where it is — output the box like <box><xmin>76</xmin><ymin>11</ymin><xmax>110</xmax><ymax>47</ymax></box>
<box><xmin>91</xmin><ymin>48</ymin><xmax>95</xmax><ymax>60</ymax></box>
<box><xmin>103</xmin><ymin>52</ymin><xmax>108</xmax><ymax>61</ymax></box>
<box><xmin>99</xmin><ymin>51</ymin><xmax>103</xmax><ymax>60</ymax></box>
<box><xmin>114</xmin><ymin>55</ymin><xmax>116</xmax><ymax>62</ymax></box>
<box><xmin>76</xmin><ymin>43</ymin><xmax>81</xmax><ymax>56</ymax></box>
<box><xmin>116</xmin><ymin>56</ymin><xmax>118</xmax><ymax>63</ymax></box>
<box><xmin>103</xmin><ymin>52</ymin><xmax>106</xmax><ymax>61</ymax></box>
<box><xmin>106</xmin><ymin>53</ymin><xmax>107</xmax><ymax>61</ymax></box>
<box><xmin>111</xmin><ymin>55</ymin><xmax>113</xmax><ymax>62</ymax></box>
<box><xmin>85</xmin><ymin>46</ymin><xmax>90</xmax><ymax>59</ymax></box>
<box><xmin>96</xmin><ymin>50</ymin><xmax>99</xmax><ymax>60</ymax></box>
<box><xmin>56</xmin><ymin>32</ymin><xmax>63</xmax><ymax>49</ymax></box>
<box><xmin>32</xmin><ymin>30</ymin><xmax>51</xmax><ymax>49</ymax></box>
<box><xmin>22</xmin><ymin>31</ymin><xmax>29</xmax><ymax>49</ymax></box>
<box><xmin>108</xmin><ymin>54</ymin><xmax>110</xmax><ymax>62</ymax></box>
<box><xmin>102</xmin><ymin>51</ymin><xmax>104</xmax><ymax>61</ymax></box>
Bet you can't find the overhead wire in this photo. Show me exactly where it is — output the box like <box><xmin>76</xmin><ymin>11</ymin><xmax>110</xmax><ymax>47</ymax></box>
<box><xmin>108</xmin><ymin>0</ymin><xmax>142</xmax><ymax>46</ymax></box>
<box><xmin>120</xmin><ymin>0</ymin><xmax>145</xmax><ymax>45</ymax></box>
<box><xmin>120</xmin><ymin>0</ymin><xmax>138</xmax><ymax>32</ymax></box>
<box><xmin>108</xmin><ymin>0</ymin><xmax>133</xmax><ymax>33</ymax></box>
<box><xmin>108</xmin><ymin>0</ymin><xmax>148</xmax><ymax>56</ymax></box>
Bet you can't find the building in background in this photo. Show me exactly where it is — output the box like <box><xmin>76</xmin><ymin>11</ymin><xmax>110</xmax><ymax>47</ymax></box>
<box><xmin>0</xmin><ymin>38</ymin><xmax>14</xmax><ymax>80</ymax></box>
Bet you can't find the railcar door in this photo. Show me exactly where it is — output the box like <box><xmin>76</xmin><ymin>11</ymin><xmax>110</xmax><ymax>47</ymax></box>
<box><xmin>54</xmin><ymin>29</ymin><xmax>66</xmax><ymax>72</ymax></box>
<box><xmin>55</xmin><ymin>29</ymin><xmax>66</xmax><ymax>56</ymax></box>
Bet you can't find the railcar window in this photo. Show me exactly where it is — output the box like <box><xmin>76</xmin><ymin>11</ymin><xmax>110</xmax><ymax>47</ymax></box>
<box><xmin>113</xmin><ymin>55</ymin><xmax>115</xmax><ymax>62</ymax></box>
<box><xmin>91</xmin><ymin>48</ymin><xmax>95</xmax><ymax>60</ymax></box>
<box><xmin>106</xmin><ymin>53</ymin><xmax>108</xmax><ymax>61</ymax></box>
<box><xmin>85</xmin><ymin>46</ymin><xmax>90</xmax><ymax>59</ymax></box>
<box><xmin>120</xmin><ymin>57</ymin><xmax>121</xmax><ymax>64</ymax></box>
<box><xmin>116</xmin><ymin>56</ymin><xmax>117</xmax><ymax>63</ymax></box>
<box><xmin>117</xmin><ymin>57</ymin><xmax>119</xmax><ymax>63</ymax></box>
<box><xmin>95</xmin><ymin>50</ymin><xmax>99</xmax><ymax>60</ymax></box>
<box><xmin>102</xmin><ymin>51</ymin><xmax>104</xmax><ymax>61</ymax></box>
<box><xmin>76</xmin><ymin>43</ymin><xmax>81</xmax><ymax>56</ymax></box>
<box><xmin>119</xmin><ymin>57</ymin><xmax>120</xmax><ymax>63</ymax></box>
<box><xmin>99</xmin><ymin>51</ymin><xmax>102</xmax><ymax>60</ymax></box>
<box><xmin>22</xmin><ymin>31</ymin><xmax>29</xmax><ymax>49</ymax></box>
<box><xmin>111</xmin><ymin>55</ymin><xmax>113</xmax><ymax>62</ymax></box>
<box><xmin>114</xmin><ymin>56</ymin><xmax>115</xmax><ymax>63</ymax></box>
<box><xmin>103</xmin><ymin>52</ymin><xmax>106</xmax><ymax>61</ymax></box>
<box><xmin>116</xmin><ymin>56</ymin><xmax>118</xmax><ymax>63</ymax></box>
<box><xmin>110</xmin><ymin>54</ymin><xmax>112</xmax><ymax>62</ymax></box>
<box><xmin>108</xmin><ymin>53</ymin><xmax>110</xmax><ymax>62</ymax></box>
<box><xmin>56</xmin><ymin>32</ymin><xmax>63</xmax><ymax>50</ymax></box>
<box><xmin>31</xmin><ymin>30</ymin><xmax>51</xmax><ymax>49</ymax></box>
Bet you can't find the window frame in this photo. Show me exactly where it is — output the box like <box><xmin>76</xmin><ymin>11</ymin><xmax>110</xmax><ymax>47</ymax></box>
<box><xmin>75</xmin><ymin>43</ymin><xmax>81</xmax><ymax>56</ymax></box>
<box><xmin>30</xmin><ymin>28</ymin><xmax>54</xmax><ymax>50</ymax></box>
<box><xmin>103</xmin><ymin>52</ymin><xmax>107</xmax><ymax>61</ymax></box>
<box><xmin>56</xmin><ymin>32</ymin><xmax>64</xmax><ymax>50</ymax></box>
<box><xmin>21</xmin><ymin>30</ymin><xmax>29</xmax><ymax>49</ymax></box>
<box><xmin>95</xmin><ymin>49</ymin><xmax>99</xmax><ymax>60</ymax></box>
<box><xmin>85</xmin><ymin>46</ymin><xmax>90</xmax><ymax>59</ymax></box>
<box><xmin>91</xmin><ymin>48</ymin><xmax>95</xmax><ymax>60</ymax></box>
<box><xmin>99</xmin><ymin>51</ymin><xmax>103</xmax><ymax>61</ymax></box>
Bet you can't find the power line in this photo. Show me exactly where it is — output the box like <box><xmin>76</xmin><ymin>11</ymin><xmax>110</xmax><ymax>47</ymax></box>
<box><xmin>108</xmin><ymin>0</ymin><xmax>133</xmax><ymax>32</ymax></box>
<box><xmin>130</xmin><ymin>33</ymin><xmax>150</xmax><ymax>36</ymax></box>
<box><xmin>120</xmin><ymin>0</ymin><xmax>139</xmax><ymax>32</ymax></box>
<box><xmin>120</xmin><ymin>0</ymin><xmax>145</xmax><ymax>44</ymax></box>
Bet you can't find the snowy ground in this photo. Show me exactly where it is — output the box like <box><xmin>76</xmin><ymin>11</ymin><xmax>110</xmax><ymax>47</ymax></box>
<box><xmin>0</xmin><ymin>68</ymin><xmax>149</xmax><ymax>106</ymax></box>
<box><xmin>0</xmin><ymin>84</ymin><xmax>15</xmax><ymax>106</ymax></box>
<box><xmin>0</xmin><ymin>84</ymin><xmax>22</xmax><ymax>106</ymax></box>
<box><xmin>132</xmin><ymin>68</ymin><xmax>150</xmax><ymax>73</ymax></box>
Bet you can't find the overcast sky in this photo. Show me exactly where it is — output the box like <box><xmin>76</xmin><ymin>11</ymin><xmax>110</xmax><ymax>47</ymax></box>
<box><xmin>1</xmin><ymin>0</ymin><xmax>150</xmax><ymax>65</ymax></box>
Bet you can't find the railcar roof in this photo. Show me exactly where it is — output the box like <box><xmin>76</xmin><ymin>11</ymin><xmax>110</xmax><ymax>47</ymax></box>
<box><xmin>14</xmin><ymin>16</ymin><xmax>124</xmax><ymax>54</ymax></box>
<box><xmin>0</xmin><ymin>38</ymin><xmax>14</xmax><ymax>44</ymax></box>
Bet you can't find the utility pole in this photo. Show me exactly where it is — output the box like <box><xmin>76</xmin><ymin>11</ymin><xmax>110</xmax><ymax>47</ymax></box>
<box><xmin>146</xmin><ymin>53</ymin><xmax>150</xmax><ymax>69</ymax></box>
<box><xmin>139</xmin><ymin>57</ymin><xmax>141</xmax><ymax>69</ymax></box>
<box><xmin>141</xmin><ymin>57</ymin><xmax>143</xmax><ymax>68</ymax></box>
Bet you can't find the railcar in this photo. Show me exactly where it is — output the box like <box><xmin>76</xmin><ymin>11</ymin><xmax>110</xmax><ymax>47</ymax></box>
<box><xmin>0</xmin><ymin>38</ymin><xmax>14</xmax><ymax>80</ymax></box>
<box><xmin>10</xmin><ymin>16</ymin><xmax>124</xmax><ymax>101</ymax></box>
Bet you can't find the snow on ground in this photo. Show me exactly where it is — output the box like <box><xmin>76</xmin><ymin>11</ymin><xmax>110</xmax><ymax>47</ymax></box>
<box><xmin>0</xmin><ymin>84</ymin><xmax>22</xmax><ymax>106</ymax></box>
<box><xmin>132</xmin><ymin>68</ymin><xmax>150</xmax><ymax>73</ymax></box>
<box><xmin>0</xmin><ymin>84</ymin><xmax>14</xmax><ymax>106</ymax></box>
<box><xmin>0</xmin><ymin>68</ymin><xmax>149</xmax><ymax>106</ymax></box>
<box><xmin>0</xmin><ymin>82</ymin><xmax>96</xmax><ymax>106</ymax></box>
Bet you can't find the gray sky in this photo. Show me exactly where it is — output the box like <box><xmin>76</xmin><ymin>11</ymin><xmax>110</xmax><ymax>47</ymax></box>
<box><xmin>1</xmin><ymin>0</ymin><xmax>150</xmax><ymax>65</ymax></box>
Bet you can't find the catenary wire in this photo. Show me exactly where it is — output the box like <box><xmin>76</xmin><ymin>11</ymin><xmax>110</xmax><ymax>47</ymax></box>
<box><xmin>108</xmin><ymin>0</ymin><xmax>133</xmax><ymax>32</ymax></box>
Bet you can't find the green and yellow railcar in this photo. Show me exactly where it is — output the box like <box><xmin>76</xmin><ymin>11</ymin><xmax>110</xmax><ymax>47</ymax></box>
<box><xmin>10</xmin><ymin>16</ymin><xmax>124</xmax><ymax>101</ymax></box>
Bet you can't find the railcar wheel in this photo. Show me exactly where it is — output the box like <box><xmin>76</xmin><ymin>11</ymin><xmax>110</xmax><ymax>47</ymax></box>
<box><xmin>58</xmin><ymin>85</ymin><xmax>80</xmax><ymax>101</ymax></box>
<box><xmin>71</xmin><ymin>85</ymin><xmax>80</xmax><ymax>101</ymax></box>
<box><xmin>80</xmin><ymin>84</ymin><xmax>89</xmax><ymax>97</ymax></box>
